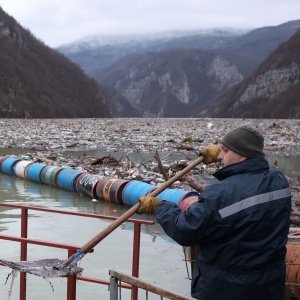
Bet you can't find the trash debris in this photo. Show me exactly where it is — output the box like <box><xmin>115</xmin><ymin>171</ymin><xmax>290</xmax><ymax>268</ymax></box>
<box><xmin>0</xmin><ymin>118</ymin><xmax>298</xmax><ymax>223</ymax></box>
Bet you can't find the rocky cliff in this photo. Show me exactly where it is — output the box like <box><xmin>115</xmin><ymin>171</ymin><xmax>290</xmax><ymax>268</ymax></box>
<box><xmin>196</xmin><ymin>30</ymin><xmax>300</xmax><ymax>118</ymax></box>
<box><xmin>97</xmin><ymin>49</ymin><xmax>250</xmax><ymax>117</ymax></box>
<box><xmin>94</xmin><ymin>21</ymin><xmax>300</xmax><ymax>117</ymax></box>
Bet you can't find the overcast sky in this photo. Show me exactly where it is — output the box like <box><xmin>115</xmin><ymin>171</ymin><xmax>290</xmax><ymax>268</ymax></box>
<box><xmin>1</xmin><ymin>0</ymin><xmax>300</xmax><ymax>47</ymax></box>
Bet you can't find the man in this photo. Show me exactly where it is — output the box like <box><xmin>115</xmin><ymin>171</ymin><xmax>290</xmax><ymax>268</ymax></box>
<box><xmin>138</xmin><ymin>126</ymin><xmax>291</xmax><ymax>300</ymax></box>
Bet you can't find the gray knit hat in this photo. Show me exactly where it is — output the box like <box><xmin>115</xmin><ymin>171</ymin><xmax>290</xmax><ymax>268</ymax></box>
<box><xmin>221</xmin><ymin>126</ymin><xmax>265</xmax><ymax>158</ymax></box>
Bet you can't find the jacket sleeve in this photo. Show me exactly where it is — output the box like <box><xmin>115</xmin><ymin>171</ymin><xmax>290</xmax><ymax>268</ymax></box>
<box><xmin>154</xmin><ymin>192</ymin><xmax>227</xmax><ymax>246</ymax></box>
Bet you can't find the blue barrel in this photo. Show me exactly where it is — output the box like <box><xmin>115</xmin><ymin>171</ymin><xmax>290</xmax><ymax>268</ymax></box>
<box><xmin>77</xmin><ymin>173</ymin><xmax>104</xmax><ymax>198</ymax></box>
<box><xmin>40</xmin><ymin>165</ymin><xmax>64</xmax><ymax>186</ymax></box>
<box><xmin>122</xmin><ymin>180</ymin><xmax>156</xmax><ymax>206</ymax></box>
<box><xmin>0</xmin><ymin>156</ymin><xmax>21</xmax><ymax>175</ymax></box>
<box><xmin>56</xmin><ymin>167</ymin><xmax>83</xmax><ymax>192</ymax></box>
<box><xmin>156</xmin><ymin>189</ymin><xmax>199</xmax><ymax>205</ymax></box>
<box><xmin>25</xmin><ymin>163</ymin><xmax>48</xmax><ymax>183</ymax></box>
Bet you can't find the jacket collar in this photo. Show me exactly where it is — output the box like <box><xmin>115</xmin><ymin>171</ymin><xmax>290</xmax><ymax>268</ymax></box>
<box><xmin>213</xmin><ymin>158</ymin><xmax>270</xmax><ymax>181</ymax></box>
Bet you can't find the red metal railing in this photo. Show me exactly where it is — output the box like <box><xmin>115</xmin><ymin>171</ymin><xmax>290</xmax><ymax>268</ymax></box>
<box><xmin>0</xmin><ymin>203</ymin><xmax>154</xmax><ymax>300</ymax></box>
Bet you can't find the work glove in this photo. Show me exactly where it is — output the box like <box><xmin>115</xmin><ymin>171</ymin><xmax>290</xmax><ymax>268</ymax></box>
<box><xmin>199</xmin><ymin>144</ymin><xmax>221</xmax><ymax>164</ymax></box>
<box><xmin>137</xmin><ymin>196</ymin><xmax>162</xmax><ymax>214</ymax></box>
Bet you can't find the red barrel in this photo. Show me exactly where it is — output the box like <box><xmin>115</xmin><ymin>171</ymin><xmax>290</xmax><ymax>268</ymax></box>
<box><xmin>95</xmin><ymin>177</ymin><xmax>112</xmax><ymax>201</ymax></box>
<box><xmin>102</xmin><ymin>178</ymin><xmax>118</xmax><ymax>202</ymax></box>
<box><xmin>108</xmin><ymin>179</ymin><xmax>129</xmax><ymax>205</ymax></box>
<box><xmin>286</xmin><ymin>240</ymin><xmax>300</xmax><ymax>299</ymax></box>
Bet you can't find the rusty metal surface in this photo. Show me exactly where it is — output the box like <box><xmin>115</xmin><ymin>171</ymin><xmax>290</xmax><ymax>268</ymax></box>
<box><xmin>286</xmin><ymin>241</ymin><xmax>300</xmax><ymax>299</ymax></box>
<box><xmin>0</xmin><ymin>258</ymin><xmax>82</xmax><ymax>278</ymax></box>
<box><xmin>109</xmin><ymin>269</ymin><xmax>195</xmax><ymax>300</ymax></box>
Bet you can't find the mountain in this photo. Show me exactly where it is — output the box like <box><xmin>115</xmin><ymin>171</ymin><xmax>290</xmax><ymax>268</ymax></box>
<box><xmin>98</xmin><ymin>84</ymin><xmax>141</xmax><ymax>117</ymax></box>
<box><xmin>59</xmin><ymin>20</ymin><xmax>300</xmax><ymax>118</ymax></box>
<box><xmin>57</xmin><ymin>29</ymin><xmax>245</xmax><ymax>76</ymax></box>
<box><xmin>0</xmin><ymin>7</ymin><xmax>111</xmax><ymax>118</ymax></box>
<box><xmin>222</xmin><ymin>20</ymin><xmax>300</xmax><ymax>72</ymax></box>
<box><xmin>96</xmin><ymin>21</ymin><xmax>300</xmax><ymax>117</ymax></box>
<box><xmin>58</xmin><ymin>21</ymin><xmax>300</xmax><ymax>79</ymax></box>
<box><xmin>97</xmin><ymin>49</ymin><xmax>250</xmax><ymax>117</ymax></box>
<box><xmin>196</xmin><ymin>30</ymin><xmax>300</xmax><ymax>119</ymax></box>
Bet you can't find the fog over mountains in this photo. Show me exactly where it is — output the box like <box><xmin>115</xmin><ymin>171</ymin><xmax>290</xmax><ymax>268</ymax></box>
<box><xmin>1</xmin><ymin>3</ymin><xmax>300</xmax><ymax>119</ymax></box>
<box><xmin>58</xmin><ymin>20</ymin><xmax>300</xmax><ymax>118</ymax></box>
<box><xmin>58</xmin><ymin>29</ymin><xmax>246</xmax><ymax>75</ymax></box>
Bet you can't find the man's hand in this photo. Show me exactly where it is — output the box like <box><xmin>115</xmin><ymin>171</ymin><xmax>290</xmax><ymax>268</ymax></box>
<box><xmin>137</xmin><ymin>196</ymin><xmax>162</xmax><ymax>214</ymax></box>
<box><xmin>200</xmin><ymin>144</ymin><xmax>221</xmax><ymax>164</ymax></box>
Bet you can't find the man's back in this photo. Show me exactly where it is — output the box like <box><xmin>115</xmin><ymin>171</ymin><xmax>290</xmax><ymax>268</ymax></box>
<box><xmin>155</xmin><ymin>158</ymin><xmax>291</xmax><ymax>300</ymax></box>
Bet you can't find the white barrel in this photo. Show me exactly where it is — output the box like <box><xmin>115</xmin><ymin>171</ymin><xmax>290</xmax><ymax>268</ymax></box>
<box><xmin>14</xmin><ymin>160</ymin><xmax>33</xmax><ymax>178</ymax></box>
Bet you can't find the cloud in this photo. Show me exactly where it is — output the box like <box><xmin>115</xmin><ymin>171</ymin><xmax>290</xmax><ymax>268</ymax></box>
<box><xmin>1</xmin><ymin>0</ymin><xmax>300</xmax><ymax>47</ymax></box>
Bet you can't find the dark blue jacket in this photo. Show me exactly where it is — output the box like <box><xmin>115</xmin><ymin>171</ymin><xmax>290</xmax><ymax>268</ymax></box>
<box><xmin>155</xmin><ymin>158</ymin><xmax>291</xmax><ymax>300</ymax></box>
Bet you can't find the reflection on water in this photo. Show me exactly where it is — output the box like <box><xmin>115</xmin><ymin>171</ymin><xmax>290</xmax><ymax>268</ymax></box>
<box><xmin>0</xmin><ymin>173</ymin><xmax>189</xmax><ymax>299</ymax></box>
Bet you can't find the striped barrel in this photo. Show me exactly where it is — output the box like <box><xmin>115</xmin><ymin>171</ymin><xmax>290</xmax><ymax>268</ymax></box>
<box><xmin>95</xmin><ymin>177</ymin><xmax>113</xmax><ymax>201</ymax></box>
<box><xmin>40</xmin><ymin>165</ymin><xmax>64</xmax><ymax>186</ymax></box>
<box><xmin>108</xmin><ymin>179</ymin><xmax>129</xmax><ymax>205</ymax></box>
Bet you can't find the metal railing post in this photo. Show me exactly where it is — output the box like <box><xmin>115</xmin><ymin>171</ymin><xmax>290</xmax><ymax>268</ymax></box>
<box><xmin>20</xmin><ymin>207</ymin><xmax>28</xmax><ymax>300</ymax></box>
<box><xmin>132</xmin><ymin>223</ymin><xmax>141</xmax><ymax>300</ymax></box>
<box><xmin>109</xmin><ymin>271</ymin><xmax>119</xmax><ymax>300</ymax></box>
<box><xmin>67</xmin><ymin>248</ymin><xmax>77</xmax><ymax>300</ymax></box>
<box><xmin>0</xmin><ymin>203</ymin><xmax>154</xmax><ymax>299</ymax></box>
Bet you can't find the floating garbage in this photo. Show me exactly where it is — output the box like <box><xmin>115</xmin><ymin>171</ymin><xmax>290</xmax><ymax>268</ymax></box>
<box><xmin>0</xmin><ymin>156</ymin><xmax>198</xmax><ymax>211</ymax></box>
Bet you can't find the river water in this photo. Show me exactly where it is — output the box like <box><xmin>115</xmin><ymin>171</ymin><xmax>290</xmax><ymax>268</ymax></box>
<box><xmin>0</xmin><ymin>149</ymin><xmax>299</xmax><ymax>299</ymax></box>
<box><xmin>0</xmin><ymin>174</ymin><xmax>191</xmax><ymax>300</ymax></box>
